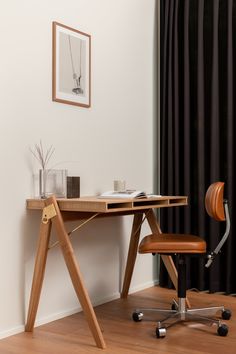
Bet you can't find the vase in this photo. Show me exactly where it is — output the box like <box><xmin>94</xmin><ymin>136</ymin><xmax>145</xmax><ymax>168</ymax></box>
<box><xmin>39</xmin><ymin>169</ymin><xmax>47</xmax><ymax>198</ymax></box>
<box><xmin>39</xmin><ymin>169</ymin><xmax>67</xmax><ymax>198</ymax></box>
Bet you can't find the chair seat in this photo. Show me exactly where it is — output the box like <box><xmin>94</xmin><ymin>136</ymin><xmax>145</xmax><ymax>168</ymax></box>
<box><xmin>139</xmin><ymin>234</ymin><xmax>207</xmax><ymax>254</ymax></box>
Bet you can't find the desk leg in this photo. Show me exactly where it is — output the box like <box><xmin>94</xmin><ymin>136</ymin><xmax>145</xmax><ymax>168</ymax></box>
<box><xmin>145</xmin><ymin>209</ymin><xmax>191</xmax><ymax>308</ymax></box>
<box><xmin>46</xmin><ymin>197</ymin><xmax>106</xmax><ymax>349</ymax></box>
<box><xmin>121</xmin><ymin>213</ymin><xmax>143</xmax><ymax>299</ymax></box>
<box><xmin>145</xmin><ymin>210</ymin><xmax>178</xmax><ymax>289</ymax></box>
<box><xmin>25</xmin><ymin>219</ymin><xmax>52</xmax><ymax>331</ymax></box>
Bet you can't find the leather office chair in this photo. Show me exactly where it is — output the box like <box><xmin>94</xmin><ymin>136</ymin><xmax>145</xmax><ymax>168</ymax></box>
<box><xmin>132</xmin><ymin>182</ymin><xmax>231</xmax><ymax>337</ymax></box>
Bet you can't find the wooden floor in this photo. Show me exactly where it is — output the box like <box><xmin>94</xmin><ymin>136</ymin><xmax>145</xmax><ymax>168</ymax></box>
<box><xmin>0</xmin><ymin>286</ymin><xmax>235</xmax><ymax>354</ymax></box>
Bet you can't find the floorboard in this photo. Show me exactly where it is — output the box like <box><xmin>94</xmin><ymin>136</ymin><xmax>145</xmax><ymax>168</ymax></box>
<box><xmin>0</xmin><ymin>286</ymin><xmax>235</xmax><ymax>354</ymax></box>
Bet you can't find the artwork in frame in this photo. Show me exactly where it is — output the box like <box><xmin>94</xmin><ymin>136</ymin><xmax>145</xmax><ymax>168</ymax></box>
<box><xmin>52</xmin><ymin>21</ymin><xmax>91</xmax><ymax>108</ymax></box>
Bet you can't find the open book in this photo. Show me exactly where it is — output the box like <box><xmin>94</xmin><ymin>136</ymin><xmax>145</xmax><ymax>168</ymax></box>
<box><xmin>98</xmin><ymin>190</ymin><xmax>148</xmax><ymax>199</ymax></box>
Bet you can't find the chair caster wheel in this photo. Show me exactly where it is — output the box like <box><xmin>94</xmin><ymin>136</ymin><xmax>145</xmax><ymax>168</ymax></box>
<box><xmin>132</xmin><ymin>311</ymin><xmax>143</xmax><ymax>322</ymax></box>
<box><xmin>222</xmin><ymin>309</ymin><xmax>231</xmax><ymax>320</ymax></box>
<box><xmin>171</xmin><ymin>302</ymin><xmax>178</xmax><ymax>311</ymax></box>
<box><xmin>217</xmin><ymin>324</ymin><xmax>228</xmax><ymax>336</ymax></box>
<box><xmin>156</xmin><ymin>327</ymin><xmax>166</xmax><ymax>338</ymax></box>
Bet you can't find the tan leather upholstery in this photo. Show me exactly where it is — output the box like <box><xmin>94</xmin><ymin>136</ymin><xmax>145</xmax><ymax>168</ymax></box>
<box><xmin>139</xmin><ymin>234</ymin><xmax>206</xmax><ymax>254</ymax></box>
<box><xmin>138</xmin><ymin>182</ymin><xmax>225</xmax><ymax>256</ymax></box>
<box><xmin>205</xmin><ymin>182</ymin><xmax>225</xmax><ymax>221</ymax></box>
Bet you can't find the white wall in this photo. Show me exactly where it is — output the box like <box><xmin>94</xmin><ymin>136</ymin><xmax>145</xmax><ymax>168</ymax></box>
<box><xmin>0</xmin><ymin>0</ymin><xmax>157</xmax><ymax>338</ymax></box>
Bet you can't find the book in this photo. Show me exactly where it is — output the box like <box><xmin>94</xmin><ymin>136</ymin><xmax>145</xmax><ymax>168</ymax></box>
<box><xmin>98</xmin><ymin>190</ymin><xmax>152</xmax><ymax>199</ymax></box>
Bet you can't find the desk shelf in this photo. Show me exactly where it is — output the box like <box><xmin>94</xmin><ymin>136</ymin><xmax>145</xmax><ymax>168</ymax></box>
<box><xmin>26</xmin><ymin>196</ymin><xmax>188</xmax><ymax>213</ymax></box>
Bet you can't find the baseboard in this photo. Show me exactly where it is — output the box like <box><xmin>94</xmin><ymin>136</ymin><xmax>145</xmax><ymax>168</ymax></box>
<box><xmin>34</xmin><ymin>292</ymin><xmax>121</xmax><ymax>328</ymax></box>
<box><xmin>0</xmin><ymin>325</ymin><xmax>25</xmax><ymax>340</ymax></box>
<box><xmin>34</xmin><ymin>279</ymin><xmax>159</xmax><ymax>327</ymax></box>
<box><xmin>129</xmin><ymin>279</ymin><xmax>159</xmax><ymax>294</ymax></box>
<box><xmin>0</xmin><ymin>279</ymin><xmax>159</xmax><ymax>339</ymax></box>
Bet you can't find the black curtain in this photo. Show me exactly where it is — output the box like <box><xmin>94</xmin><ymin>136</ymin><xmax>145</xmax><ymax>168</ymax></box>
<box><xmin>160</xmin><ymin>0</ymin><xmax>236</xmax><ymax>294</ymax></box>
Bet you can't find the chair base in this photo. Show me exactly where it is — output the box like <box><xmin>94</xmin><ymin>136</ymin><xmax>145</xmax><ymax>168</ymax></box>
<box><xmin>133</xmin><ymin>298</ymin><xmax>231</xmax><ymax>337</ymax></box>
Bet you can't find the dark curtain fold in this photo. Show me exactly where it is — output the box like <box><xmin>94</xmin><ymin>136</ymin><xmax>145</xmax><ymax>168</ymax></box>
<box><xmin>160</xmin><ymin>0</ymin><xmax>236</xmax><ymax>294</ymax></box>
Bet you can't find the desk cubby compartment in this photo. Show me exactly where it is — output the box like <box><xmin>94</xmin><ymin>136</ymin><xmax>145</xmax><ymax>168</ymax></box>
<box><xmin>168</xmin><ymin>198</ymin><xmax>188</xmax><ymax>205</ymax></box>
<box><xmin>133</xmin><ymin>199</ymin><xmax>169</xmax><ymax>207</ymax></box>
<box><xmin>107</xmin><ymin>202</ymin><xmax>133</xmax><ymax>210</ymax></box>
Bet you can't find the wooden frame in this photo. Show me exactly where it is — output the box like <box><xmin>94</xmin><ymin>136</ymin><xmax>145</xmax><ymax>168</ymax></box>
<box><xmin>52</xmin><ymin>21</ymin><xmax>91</xmax><ymax>108</ymax></box>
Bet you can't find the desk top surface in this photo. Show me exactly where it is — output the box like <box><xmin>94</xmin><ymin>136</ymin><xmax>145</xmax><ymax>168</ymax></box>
<box><xmin>26</xmin><ymin>195</ymin><xmax>188</xmax><ymax>213</ymax></box>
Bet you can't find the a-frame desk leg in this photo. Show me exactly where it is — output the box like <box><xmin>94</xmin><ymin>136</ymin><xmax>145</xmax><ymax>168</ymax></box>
<box><xmin>121</xmin><ymin>209</ymin><xmax>190</xmax><ymax>308</ymax></box>
<box><xmin>121</xmin><ymin>213</ymin><xmax>143</xmax><ymax>298</ymax></box>
<box><xmin>145</xmin><ymin>209</ymin><xmax>191</xmax><ymax>308</ymax></box>
<box><xmin>121</xmin><ymin>210</ymin><xmax>177</xmax><ymax>299</ymax></box>
<box><xmin>25</xmin><ymin>216</ymin><xmax>52</xmax><ymax>331</ymax></box>
<box><xmin>44</xmin><ymin>196</ymin><xmax>106</xmax><ymax>349</ymax></box>
<box><xmin>145</xmin><ymin>209</ymin><xmax>178</xmax><ymax>289</ymax></box>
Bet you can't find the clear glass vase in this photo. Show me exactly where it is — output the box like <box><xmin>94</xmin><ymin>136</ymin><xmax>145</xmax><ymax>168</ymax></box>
<box><xmin>39</xmin><ymin>169</ymin><xmax>47</xmax><ymax>198</ymax></box>
<box><xmin>39</xmin><ymin>169</ymin><xmax>67</xmax><ymax>198</ymax></box>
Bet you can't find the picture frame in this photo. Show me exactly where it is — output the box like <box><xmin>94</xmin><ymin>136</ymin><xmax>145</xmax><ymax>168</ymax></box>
<box><xmin>52</xmin><ymin>21</ymin><xmax>91</xmax><ymax>108</ymax></box>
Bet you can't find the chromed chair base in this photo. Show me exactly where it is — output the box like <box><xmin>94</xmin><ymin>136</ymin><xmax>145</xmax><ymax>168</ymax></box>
<box><xmin>133</xmin><ymin>298</ymin><xmax>231</xmax><ymax>337</ymax></box>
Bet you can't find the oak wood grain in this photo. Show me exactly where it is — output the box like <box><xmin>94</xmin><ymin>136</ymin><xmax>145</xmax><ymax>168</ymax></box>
<box><xmin>2</xmin><ymin>286</ymin><xmax>235</xmax><ymax>354</ymax></box>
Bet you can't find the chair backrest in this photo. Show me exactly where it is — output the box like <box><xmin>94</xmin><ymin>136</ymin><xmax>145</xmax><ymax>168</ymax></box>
<box><xmin>205</xmin><ymin>182</ymin><xmax>225</xmax><ymax>221</ymax></box>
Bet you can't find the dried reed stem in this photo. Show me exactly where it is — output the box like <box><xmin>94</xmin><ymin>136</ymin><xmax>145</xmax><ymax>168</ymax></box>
<box><xmin>30</xmin><ymin>140</ymin><xmax>55</xmax><ymax>170</ymax></box>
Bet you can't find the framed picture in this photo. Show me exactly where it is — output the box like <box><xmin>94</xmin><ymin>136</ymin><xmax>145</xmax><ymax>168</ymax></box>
<box><xmin>52</xmin><ymin>21</ymin><xmax>91</xmax><ymax>108</ymax></box>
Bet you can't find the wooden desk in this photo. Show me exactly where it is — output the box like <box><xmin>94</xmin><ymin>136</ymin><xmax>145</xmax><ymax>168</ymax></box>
<box><xmin>26</xmin><ymin>195</ymin><xmax>187</xmax><ymax>349</ymax></box>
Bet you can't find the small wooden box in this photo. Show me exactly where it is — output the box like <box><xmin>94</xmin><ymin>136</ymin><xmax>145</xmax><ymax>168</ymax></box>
<box><xmin>67</xmin><ymin>176</ymin><xmax>80</xmax><ymax>198</ymax></box>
